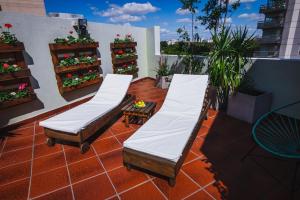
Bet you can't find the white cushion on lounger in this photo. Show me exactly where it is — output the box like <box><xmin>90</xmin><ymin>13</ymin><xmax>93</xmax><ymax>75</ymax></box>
<box><xmin>123</xmin><ymin>74</ymin><xmax>208</xmax><ymax>162</ymax></box>
<box><xmin>39</xmin><ymin>74</ymin><xmax>132</xmax><ymax>134</ymax></box>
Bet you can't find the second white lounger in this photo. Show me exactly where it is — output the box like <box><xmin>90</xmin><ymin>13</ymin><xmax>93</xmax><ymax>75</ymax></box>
<box><xmin>40</xmin><ymin>74</ymin><xmax>134</xmax><ymax>153</ymax></box>
<box><xmin>123</xmin><ymin>74</ymin><xmax>214</xmax><ymax>186</ymax></box>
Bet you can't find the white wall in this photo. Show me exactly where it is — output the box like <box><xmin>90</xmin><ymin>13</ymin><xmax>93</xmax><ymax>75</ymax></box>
<box><xmin>0</xmin><ymin>12</ymin><xmax>158</xmax><ymax>127</ymax></box>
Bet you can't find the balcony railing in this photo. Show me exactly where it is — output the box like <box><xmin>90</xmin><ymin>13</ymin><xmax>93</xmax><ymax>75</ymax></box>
<box><xmin>253</xmin><ymin>50</ymin><xmax>279</xmax><ymax>58</ymax></box>
<box><xmin>259</xmin><ymin>2</ymin><xmax>286</xmax><ymax>13</ymax></box>
<box><xmin>257</xmin><ymin>20</ymin><xmax>284</xmax><ymax>29</ymax></box>
<box><xmin>257</xmin><ymin>36</ymin><xmax>282</xmax><ymax>44</ymax></box>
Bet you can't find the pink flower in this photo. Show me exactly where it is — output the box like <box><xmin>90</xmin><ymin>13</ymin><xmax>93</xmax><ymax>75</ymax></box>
<box><xmin>88</xmin><ymin>70</ymin><xmax>92</xmax><ymax>73</ymax></box>
<box><xmin>3</xmin><ymin>63</ymin><xmax>9</xmax><ymax>69</ymax></box>
<box><xmin>18</xmin><ymin>83</ymin><xmax>28</xmax><ymax>90</ymax></box>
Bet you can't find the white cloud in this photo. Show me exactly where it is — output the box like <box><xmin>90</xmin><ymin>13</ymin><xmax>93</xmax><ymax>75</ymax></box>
<box><xmin>109</xmin><ymin>14</ymin><xmax>145</xmax><ymax>23</ymax></box>
<box><xmin>100</xmin><ymin>2</ymin><xmax>158</xmax><ymax>17</ymax></box>
<box><xmin>176</xmin><ymin>18</ymin><xmax>192</xmax><ymax>23</ymax></box>
<box><xmin>176</xmin><ymin>8</ymin><xmax>190</xmax><ymax>15</ymax></box>
<box><xmin>91</xmin><ymin>2</ymin><xmax>159</xmax><ymax>23</ymax></box>
<box><xmin>160</xmin><ymin>28</ymin><xmax>170</xmax><ymax>34</ymax></box>
<box><xmin>238</xmin><ymin>13</ymin><xmax>263</xmax><ymax>20</ymax></box>
<box><xmin>221</xmin><ymin>17</ymin><xmax>233</xmax><ymax>24</ymax></box>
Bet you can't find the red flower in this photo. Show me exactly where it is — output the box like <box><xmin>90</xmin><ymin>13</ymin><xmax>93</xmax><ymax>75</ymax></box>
<box><xmin>3</xmin><ymin>63</ymin><xmax>9</xmax><ymax>69</ymax></box>
<box><xmin>63</xmin><ymin>54</ymin><xmax>70</xmax><ymax>59</ymax></box>
<box><xmin>18</xmin><ymin>83</ymin><xmax>28</xmax><ymax>90</ymax></box>
<box><xmin>4</xmin><ymin>23</ymin><xmax>12</xmax><ymax>29</ymax></box>
<box><xmin>66</xmin><ymin>73</ymin><xmax>72</xmax><ymax>78</ymax></box>
<box><xmin>118</xmin><ymin>50</ymin><xmax>124</xmax><ymax>55</ymax></box>
<box><xmin>88</xmin><ymin>70</ymin><xmax>93</xmax><ymax>73</ymax></box>
<box><xmin>69</xmin><ymin>30</ymin><xmax>73</xmax><ymax>34</ymax></box>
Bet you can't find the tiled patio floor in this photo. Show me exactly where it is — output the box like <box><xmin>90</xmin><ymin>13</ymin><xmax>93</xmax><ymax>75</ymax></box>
<box><xmin>0</xmin><ymin>79</ymin><xmax>299</xmax><ymax>200</ymax></box>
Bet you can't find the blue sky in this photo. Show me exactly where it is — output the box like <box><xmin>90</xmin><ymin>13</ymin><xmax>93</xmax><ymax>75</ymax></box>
<box><xmin>45</xmin><ymin>0</ymin><xmax>266</xmax><ymax>40</ymax></box>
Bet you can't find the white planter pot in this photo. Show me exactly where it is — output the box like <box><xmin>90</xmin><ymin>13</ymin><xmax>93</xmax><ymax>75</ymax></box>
<box><xmin>227</xmin><ymin>91</ymin><xmax>272</xmax><ymax>124</ymax></box>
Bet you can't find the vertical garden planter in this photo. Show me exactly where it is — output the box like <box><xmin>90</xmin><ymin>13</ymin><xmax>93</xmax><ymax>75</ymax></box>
<box><xmin>0</xmin><ymin>42</ymin><xmax>36</xmax><ymax>110</ymax></box>
<box><xmin>227</xmin><ymin>90</ymin><xmax>272</xmax><ymax>124</ymax></box>
<box><xmin>49</xmin><ymin>42</ymin><xmax>102</xmax><ymax>95</ymax></box>
<box><xmin>110</xmin><ymin>41</ymin><xmax>138</xmax><ymax>78</ymax></box>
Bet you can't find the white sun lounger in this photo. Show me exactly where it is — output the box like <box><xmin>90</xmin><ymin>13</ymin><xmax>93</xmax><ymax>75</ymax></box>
<box><xmin>40</xmin><ymin>74</ymin><xmax>134</xmax><ymax>153</ymax></box>
<box><xmin>123</xmin><ymin>74</ymin><xmax>214</xmax><ymax>186</ymax></box>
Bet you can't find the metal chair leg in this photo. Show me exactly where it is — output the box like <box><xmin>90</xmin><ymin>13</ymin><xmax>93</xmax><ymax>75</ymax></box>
<box><xmin>290</xmin><ymin>162</ymin><xmax>300</xmax><ymax>200</ymax></box>
<box><xmin>241</xmin><ymin>143</ymin><xmax>257</xmax><ymax>162</ymax></box>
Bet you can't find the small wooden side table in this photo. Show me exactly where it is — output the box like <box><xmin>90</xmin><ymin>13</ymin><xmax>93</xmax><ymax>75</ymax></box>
<box><xmin>122</xmin><ymin>102</ymin><xmax>156</xmax><ymax>127</ymax></box>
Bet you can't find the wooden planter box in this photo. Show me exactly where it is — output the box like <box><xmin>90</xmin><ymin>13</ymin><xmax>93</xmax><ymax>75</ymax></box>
<box><xmin>61</xmin><ymin>76</ymin><xmax>102</xmax><ymax>94</ymax></box>
<box><xmin>110</xmin><ymin>42</ymin><xmax>137</xmax><ymax>49</ymax></box>
<box><xmin>49</xmin><ymin>42</ymin><xmax>99</xmax><ymax>51</ymax></box>
<box><xmin>0</xmin><ymin>42</ymin><xmax>25</xmax><ymax>53</ymax></box>
<box><xmin>112</xmin><ymin>55</ymin><xmax>138</xmax><ymax>64</ymax></box>
<box><xmin>227</xmin><ymin>91</ymin><xmax>272</xmax><ymax>124</ymax></box>
<box><xmin>0</xmin><ymin>69</ymin><xmax>31</xmax><ymax>81</ymax></box>
<box><xmin>0</xmin><ymin>93</ymin><xmax>36</xmax><ymax>109</ymax></box>
<box><xmin>55</xmin><ymin>60</ymin><xmax>101</xmax><ymax>74</ymax></box>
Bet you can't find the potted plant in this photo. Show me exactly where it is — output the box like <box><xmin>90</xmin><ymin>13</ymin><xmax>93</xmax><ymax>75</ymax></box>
<box><xmin>155</xmin><ymin>57</ymin><xmax>172</xmax><ymax>89</ymax></box>
<box><xmin>208</xmin><ymin>26</ymin><xmax>272</xmax><ymax>122</ymax></box>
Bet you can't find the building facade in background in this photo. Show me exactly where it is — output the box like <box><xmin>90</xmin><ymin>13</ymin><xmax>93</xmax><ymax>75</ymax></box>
<box><xmin>0</xmin><ymin>0</ymin><xmax>45</xmax><ymax>16</ymax></box>
<box><xmin>257</xmin><ymin>0</ymin><xmax>300</xmax><ymax>59</ymax></box>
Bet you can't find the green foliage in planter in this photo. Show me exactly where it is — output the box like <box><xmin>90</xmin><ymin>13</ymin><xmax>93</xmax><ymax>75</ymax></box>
<box><xmin>62</xmin><ymin>71</ymin><xmax>98</xmax><ymax>87</ymax></box>
<box><xmin>115</xmin><ymin>53</ymin><xmax>136</xmax><ymax>59</ymax></box>
<box><xmin>58</xmin><ymin>56</ymin><xmax>96</xmax><ymax>67</ymax></box>
<box><xmin>115</xmin><ymin>65</ymin><xmax>136</xmax><ymax>74</ymax></box>
<box><xmin>114</xmin><ymin>34</ymin><xmax>134</xmax><ymax>43</ymax></box>
<box><xmin>54</xmin><ymin>35</ymin><xmax>95</xmax><ymax>45</ymax></box>
<box><xmin>0</xmin><ymin>63</ymin><xmax>21</xmax><ymax>73</ymax></box>
<box><xmin>0</xmin><ymin>24</ymin><xmax>19</xmax><ymax>45</ymax></box>
<box><xmin>0</xmin><ymin>88</ymin><xmax>29</xmax><ymax>102</ymax></box>
<box><xmin>208</xmin><ymin>26</ymin><xmax>256</xmax><ymax>107</ymax></box>
<box><xmin>155</xmin><ymin>57</ymin><xmax>171</xmax><ymax>76</ymax></box>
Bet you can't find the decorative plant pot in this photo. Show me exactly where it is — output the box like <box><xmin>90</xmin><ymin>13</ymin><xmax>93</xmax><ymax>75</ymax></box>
<box><xmin>0</xmin><ymin>69</ymin><xmax>31</xmax><ymax>81</ymax></box>
<box><xmin>0</xmin><ymin>42</ymin><xmax>24</xmax><ymax>52</ymax></box>
<box><xmin>54</xmin><ymin>60</ymin><xmax>101</xmax><ymax>74</ymax></box>
<box><xmin>227</xmin><ymin>90</ymin><xmax>272</xmax><ymax>124</ymax></box>
<box><xmin>0</xmin><ymin>93</ymin><xmax>36</xmax><ymax>110</ymax></box>
<box><xmin>112</xmin><ymin>55</ymin><xmax>138</xmax><ymax>64</ymax></box>
<box><xmin>61</xmin><ymin>76</ymin><xmax>102</xmax><ymax>94</ymax></box>
<box><xmin>156</xmin><ymin>75</ymin><xmax>172</xmax><ymax>89</ymax></box>
<box><xmin>110</xmin><ymin>42</ymin><xmax>137</xmax><ymax>49</ymax></box>
<box><xmin>49</xmin><ymin>42</ymin><xmax>99</xmax><ymax>51</ymax></box>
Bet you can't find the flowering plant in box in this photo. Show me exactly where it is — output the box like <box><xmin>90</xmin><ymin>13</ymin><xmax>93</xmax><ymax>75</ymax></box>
<box><xmin>54</xmin><ymin>31</ymin><xmax>95</xmax><ymax>45</ymax></box>
<box><xmin>0</xmin><ymin>23</ymin><xmax>19</xmax><ymax>45</ymax></box>
<box><xmin>58</xmin><ymin>54</ymin><xmax>96</xmax><ymax>67</ymax></box>
<box><xmin>0</xmin><ymin>83</ymin><xmax>29</xmax><ymax>102</ymax></box>
<box><xmin>113</xmin><ymin>33</ymin><xmax>134</xmax><ymax>43</ymax></box>
<box><xmin>0</xmin><ymin>63</ymin><xmax>21</xmax><ymax>73</ymax></box>
<box><xmin>115</xmin><ymin>63</ymin><xmax>136</xmax><ymax>74</ymax></box>
<box><xmin>62</xmin><ymin>70</ymin><xmax>98</xmax><ymax>87</ymax></box>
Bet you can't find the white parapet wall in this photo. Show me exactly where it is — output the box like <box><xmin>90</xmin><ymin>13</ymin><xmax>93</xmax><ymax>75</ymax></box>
<box><xmin>0</xmin><ymin>12</ymin><xmax>160</xmax><ymax>127</ymax></box>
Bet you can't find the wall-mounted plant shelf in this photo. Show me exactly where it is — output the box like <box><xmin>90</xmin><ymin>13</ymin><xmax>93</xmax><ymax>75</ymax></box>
<box><xmin>0</xmin><ymin>42</ymin><xmax>36</xmax><ymax>110</ymax></box>
<box><xmin>110</xmin><ymin>42</ymin><xmax>138</xmax><ymax>78</ymax></box>
<box><xmin>49</xmin><ymin>42</ymin><xmax>102</xmax><ymax>95</ymax></box>
<box><xmin>61</xmin><ymin>76</ymin><xmax>102</xmax><ymax>93</ymax></box>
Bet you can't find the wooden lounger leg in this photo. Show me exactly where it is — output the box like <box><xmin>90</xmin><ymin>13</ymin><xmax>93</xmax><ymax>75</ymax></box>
<box><xmin>124</xmin><ymin>162</ymin><xmax>132</xmax><ymax>171</ymax></box>
<box><xmin>80</xmin><ymin>142</ymin><xmax>90</xmax><ymax>154</ymax></box>
<box><xmin>168</xmin><ymin>178</ymin><xmax>176</xmax><ymax>187</ymax></box>
<box><xmin>46</xmin><ymin>138</ymin><xmax>55</xmax><ymax>147</ymax></box>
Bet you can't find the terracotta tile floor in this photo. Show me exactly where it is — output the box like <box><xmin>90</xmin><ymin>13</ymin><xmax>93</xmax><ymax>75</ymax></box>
<box><xmin>0</xmin><ymin>79</ymin><xmax>299</xmax><ymax>200</ymax></box>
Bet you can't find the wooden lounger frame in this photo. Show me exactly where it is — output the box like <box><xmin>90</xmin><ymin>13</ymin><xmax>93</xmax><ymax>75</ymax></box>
<box><xmin>44</xmin><ymin>94</ymin><xmax>135</xmax><ymax>153</ymax></box>
<box><xmin>123</xmin><ymin>87</ymin><xmax>216</xmax><ymax>186</ymax></box>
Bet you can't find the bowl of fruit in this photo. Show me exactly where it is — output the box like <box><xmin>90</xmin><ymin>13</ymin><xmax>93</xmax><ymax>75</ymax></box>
<box><xmin>133</xmin><ymin>100</ymin><xmax>146</xmax><ymax>108</ymax></box>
